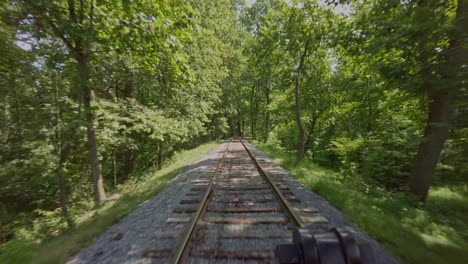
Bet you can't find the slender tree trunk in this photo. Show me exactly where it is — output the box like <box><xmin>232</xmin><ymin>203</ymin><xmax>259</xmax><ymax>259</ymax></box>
<box><xmin>294</xmin><ymin>39</ymin><xmax>310</xmax><ymax>165</ymax></box>
<box><xmin>253</xmin><ymin>99</ymin><xmax>258</xmax><ymax>140</ymax></box>
<box><xmin>57</xmin><ymin>147</ymin><xmax>75</xmax><ymax>228</ymax></box>
<box><xmin>366</xmin><ymin>77</ymin><xmax>373</xmax><ymax>133</ymax></box>
<box><xmin>79</xmin><ymin>54</ymin><xmax>106</xmax><ymax>205</ymax></box>
<box><xmin>264</xmin><ymin>85</ymin><xmax>270</xmax><ymax>143</ymax></box>
<box><xmin>54</xmin><ymin>78</ymin><xmax>75</xmax><ymax>228</ymax></box>
<box><xmin>241</xmin><ymin>114</ymin><xmax>245</xmax><ymax>137</ymax></box>
<box><xmin>12</xmin><ymin>78</ymin><xmax>22</xmax><ymax>140</ymax></box>
<box><xmin>84</xmin><ymin>89</ymin><xmax>107</xmax><ymax>204</ymax></box>
<box><xmin>157</xmin><ymin>141</ymin><xmax>164</xmax><ymax>170</ymax></box>
<box><xmin>122</xmin><ymin>79</ymin><xmax>137</xmax><ymax>179</ymax></box>
<box><xmin>409</xmin><ymin>0</ymin><xmax>467</xmax><ymax>202</ymax></box>
<box><xmin>113</xmin><ymin>150</ymin><xmax>117</xmax><ymax>187</ymax></box>
<box><xmin>237</xmin><ymin>115</ymin><xmax>242</xmax><ymax>137</ymax></box>
<box><xmin>250</xmin><ymin>85</ymin><xmax>255</xmax><ymax>138</ymax></box>
<box><xmin>294</xmin><ymin>75</ymin><xmax>305</xmax><ymax>164</ymax></box>
<box><xmin>123</xmin><ymin>151</ymin><xmax>137</xmax><ymax>180</ymax></box>
<box><xmin>304</xmin><ymin>114</ymin><xmax>318</xmax><ymax>156</ymax></box>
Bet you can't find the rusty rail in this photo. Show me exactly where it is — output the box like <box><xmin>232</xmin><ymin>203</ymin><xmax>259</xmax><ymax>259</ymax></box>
<box><xmin>172</xmin><ymin>138</ymin><xmax>305</xmax><ymax>263</ymax></box>
<box><xmin>172</xmin><ymin>141</ymin><xmax>230</xmax><ymax>264</ymax></box>
<box><xmin>239</xmin><ymin>139</ymin><xmax>305</xmax><ymax>228</ymax></box>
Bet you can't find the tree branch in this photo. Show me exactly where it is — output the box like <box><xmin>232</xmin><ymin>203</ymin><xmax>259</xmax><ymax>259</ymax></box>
<box><xmin>47</xmin><ymin>19</ymin><xmax>76</xmax><ymax>52</ymax></box>
<box><xmin>68</xmin><ymin>0</ymin><xmax>78</xmax><ymax>24</ymax></box>
<box><xmin>85</xmin><ymin>0</ymin><xmax>95</xmax><ymax>55</ymax></box>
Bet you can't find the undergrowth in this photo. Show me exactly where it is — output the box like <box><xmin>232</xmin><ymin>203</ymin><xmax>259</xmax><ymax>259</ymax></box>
<box><xmin>256</xmin><ymin>143</ymin><xmax>468</xmax><ymax>264</ymax></box>
<box><xmin>0</xmin><ymin>142</ymin><xmax>219</xmax><ymax>264</ymax></box>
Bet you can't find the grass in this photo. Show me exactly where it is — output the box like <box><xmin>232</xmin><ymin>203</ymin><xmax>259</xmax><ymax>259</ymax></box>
<box><xmin>0</xmin><ymin>142</ymin><xmax>219</xmax><ymax>264</ymax></box>
<box><xmin>255</xmin><ymin>143</ymin><xmax>468</xmax><ymax>264</ymax></box>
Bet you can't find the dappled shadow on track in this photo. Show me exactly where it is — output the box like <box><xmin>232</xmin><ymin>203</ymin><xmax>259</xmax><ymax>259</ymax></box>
<box><xmin>67</xmin><ymin>145</ymin><xmax>226</xmax><ymax>264</ymax></box>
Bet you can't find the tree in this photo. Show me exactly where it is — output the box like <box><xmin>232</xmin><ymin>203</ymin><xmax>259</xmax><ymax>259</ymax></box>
<box><xmin>284</xmin><ymin>1</ymin><xmax>333</xmax><ymax>164</ymax></box>
<box><xmin>409</xmin><ymin>0</ymin><xmax>467</xmax><ymax>202</ymax></box>
<box><xmin>24</xmin><ymin>0</ymin><xmax>107</xmax><ymax>205</ymax></box>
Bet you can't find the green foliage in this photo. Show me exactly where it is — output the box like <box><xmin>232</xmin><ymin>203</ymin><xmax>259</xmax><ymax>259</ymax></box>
<box><xmin>257</xmin><ymin>143</ymin><xmax>468</xmax><ymax>264</ymax></box>
<box><xmin>0</xmin><ymin>142</ymin><xmax>218</xmax><ymax>264</ymax></box>
<box><xmin>238</xmin><ymin>0</ymin><xmax>465</xmax><ymax>195</ymax></box>
<box><xmin>16</xmin><ymin>209</ymin><xmax>68</xmax><ymax>241</ymax></box>
<box><xmin>439</xmin><ymin>128</ymin><xmax>468</xmax><ymax>182</ymax></box>
<box><xmin>0</xmin><ymin>0</ymin><xmax>241</xmax><ymax>247</ymax></box>
<box><xmin>1</xmin><ymin>0</ymin><xmax>466</xmax><ymax>262</ymax></box>
<box><xmin>331</xmin><ymin>137</ymin><xmax>364</xmax><ymax>179</ymax></box>
<box><xmin>239</xmin><ymin>1</ymin><xmax>466</xmax><ymax>260</ymax></box>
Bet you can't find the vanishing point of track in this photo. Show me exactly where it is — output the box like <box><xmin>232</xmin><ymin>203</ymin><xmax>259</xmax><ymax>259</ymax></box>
<box><xmin>169</xmin><ymin>139</ymin><xmax>328</xmax><ymax>263</ymax></box>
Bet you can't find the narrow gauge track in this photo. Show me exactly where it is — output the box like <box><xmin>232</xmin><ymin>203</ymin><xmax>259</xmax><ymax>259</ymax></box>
<box><xmin>168</xmin><ymin>139</ymin><xmax>328</xmax><ymax>263</ymax></box>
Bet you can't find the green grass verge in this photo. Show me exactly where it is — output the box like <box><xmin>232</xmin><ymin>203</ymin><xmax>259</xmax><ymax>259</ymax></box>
<box><xmin>0</xmin><ymin>142</ymin><xmax>219</xmax><ymax>264</ymax></box>
<box><xmin>255</xmin><ymin>143</ymin><xmax>468</xmax><ymax>264</ymax></box>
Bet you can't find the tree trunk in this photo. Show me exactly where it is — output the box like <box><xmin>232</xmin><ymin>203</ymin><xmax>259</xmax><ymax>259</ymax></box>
<box><xmin>409</xmin><ymin>90</ymin><xmax>452</xmax><ymax>201</ymax></box>
<box><xmin>250</xmin><ymin>86</ymin><xmax>255</xmax><ymax>139</ymax></box>
<box><xmin>408</xmin><ymin>0</ymin><xmax>466</xmax><ymax>202</ymax></box>
<box><xmin>304</xmin><ymin>114</ymin><xmax>318</xmax><ymax>157</ymax></box>
<box><xmin>113</xmin><ymin>150</ymin><xmax>117</xmax><ymax>187</ymax></box>
<box><xmin>123</xmin><ymin>151</ymin><xmax>137</xmax><ymax>180</ymax></box>
<box><xmin>264</xmin><ymin>85</ymin><xmax>270</xmax><ymax>143</ymax></box>
<box><xmin>241</xmin><ymin>114</ymin><xmax>245</xmax><ymax>137</ymax></box>
<box><xmin>294</xmin><ymin>39</ymin><xmax>310</xmax><ymax>165</ymax></box>
<box><xmin>253</xmin><ymin>99</ymin><xmax>258</xmax><ymax>140</ymax></box>
<box><xmin>79</xmin><ymin>54</ymin><xmax>106</xmax><ymax>205</ymax></box>
<box><xmin>237</xmin><ymin>115</ymin><xmax>242</xmax><ymax>137</ymax></box>
<box><xmin>294</xmin><ymin>78</ymin><xmax>305</xmax><ymax>164</ymax></box>
<box><xmin>57</xmin><ymin>146</ymin><xmax>75</xmax><ymax>228</ymax></box>
<box><xmin>157</xmin><ymin>141</ymin><xmax>164</xmax><ymax>170</ymax></box>
<box><xmin>122</xmin><ymin>79</ymin><xmax>137</xmax><ymax>179</ymax></box>
<box><xmin>54</xmin><ymin>74</ymin><xmax>75</xmax><ymax>228</ymax></box>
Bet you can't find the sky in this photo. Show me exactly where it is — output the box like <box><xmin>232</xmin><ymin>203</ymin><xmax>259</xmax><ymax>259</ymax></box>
<box><xmin>246</xmin><ymin>0</ymin><xmax>256</xmax><ymax>7</ymax></box>
<box><xmin>245</xmin><ymin>0</ymin><xmax>255</xmax><ymax>6</ymax></box>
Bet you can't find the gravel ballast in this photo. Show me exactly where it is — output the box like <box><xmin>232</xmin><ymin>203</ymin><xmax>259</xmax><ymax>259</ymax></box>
<box><xmin>68</xmin><ymin>141</ymin><xmax>402</xmax><ymax>264</ymax></box>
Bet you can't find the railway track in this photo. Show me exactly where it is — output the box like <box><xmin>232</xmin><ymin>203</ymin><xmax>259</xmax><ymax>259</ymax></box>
<box><xmin>69</xmin><ymin>139</ymin><xmax>386</xmax><ymax>263</ymax></box>
<box><xmin>166</xmin><ymin>139</ymin><xmax>329</xmax><ymax>263</ymax></box>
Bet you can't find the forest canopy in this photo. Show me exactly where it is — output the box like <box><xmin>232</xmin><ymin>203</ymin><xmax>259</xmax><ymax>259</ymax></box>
<box><xmin>0</xmin><ymin>0</ymin><xmax>467</xmax><ymax>262</ymax></box>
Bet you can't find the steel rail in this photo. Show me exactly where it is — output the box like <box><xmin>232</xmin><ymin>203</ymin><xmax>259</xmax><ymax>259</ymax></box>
<box><xmin>240</xmin><ymin>139</ymin><xmax>305</xmax><ymax>228</ymax></box>
<box><xmin>172</xmin><ymin>141</ymin><xmax>230</xmax><ymax>264</ymax></box>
